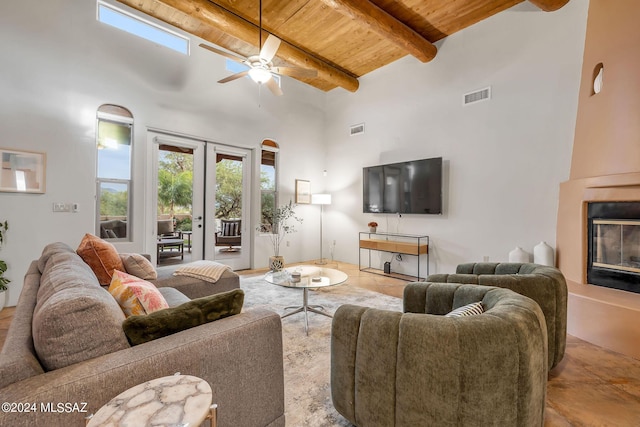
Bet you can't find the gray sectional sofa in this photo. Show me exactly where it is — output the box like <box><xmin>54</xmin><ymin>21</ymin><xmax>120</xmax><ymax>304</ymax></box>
<box><xmin>0</xmin><ymin>242</ymin><xmax>285</xmax><ymax>427</ymax></box>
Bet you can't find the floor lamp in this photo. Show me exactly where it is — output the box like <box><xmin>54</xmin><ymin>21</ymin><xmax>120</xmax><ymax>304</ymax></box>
<box><xmin>311</xmin><ymin>193</ymin><xmax>331</xmax><ymax>265</ymax></box>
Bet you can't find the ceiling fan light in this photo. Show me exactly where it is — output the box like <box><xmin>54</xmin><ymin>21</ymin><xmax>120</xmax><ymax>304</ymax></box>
<box><xmin>249</xmin><ymin>67</ymin><xmax>272</xmax><ymax>84</ymax></box>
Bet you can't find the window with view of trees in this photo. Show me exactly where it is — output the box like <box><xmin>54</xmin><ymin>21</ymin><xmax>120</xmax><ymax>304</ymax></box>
<box><xmin>96</xmin><ymin>105</ymin><xmax>133</xmax><ymax>240</ymax></box>
<box><xmin>158</xmin><ymin>147</ymin><xmax>194</xmax><ymax>232</ymax></box>
<box><xmin>215</xmin><ymin>154</ymin><xmax>243</xmax><ymax>220</ymax></box>
<box><xmin>260</xmin><ymin>140</ymin><xmax>278</xmax><ymax>232</ymax></box>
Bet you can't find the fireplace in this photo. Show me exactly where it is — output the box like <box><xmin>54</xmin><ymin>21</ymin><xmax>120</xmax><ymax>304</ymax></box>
<box><xmin>587</xmin><ymin>202</ymin><xmax>640</xmax><ymax>293</ymax></box>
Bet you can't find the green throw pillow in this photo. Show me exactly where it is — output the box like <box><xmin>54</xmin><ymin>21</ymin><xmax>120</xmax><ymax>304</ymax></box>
<box><xmin>122</xmin><ymin>289</ymin><xmax>244</xmax><ymax>345</ymax></box>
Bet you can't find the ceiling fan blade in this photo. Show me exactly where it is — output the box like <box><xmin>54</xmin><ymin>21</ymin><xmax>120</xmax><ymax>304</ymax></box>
<box><xmin>260</xmin><ymin>34</ymin><xmax>281</xmax><ymax>62</ymax></box>
<box><xmin>218</xmin><ymin>70</ymin><xmax>249</xmax><ymax>84</ymax></box>
<box><xmin>272</xmin><ymin>67</ymin><xmax>318</xmax><ymax>79</ymax></box>
<box><xmin>265</xmin><ymin>76</ymin><xmax>283</xmax><ymax>96</ymax></box>
<box><xmin>199</xmin><ymin>43</ymin><xmax>247</xmax><ymax>63</ymax></box>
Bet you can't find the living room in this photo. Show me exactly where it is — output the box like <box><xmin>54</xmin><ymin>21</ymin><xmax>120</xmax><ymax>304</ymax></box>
<box><xmin>1</xmin><ymin>0</ymin><xmax>585</xmax><ymax>305</ymax></box>
<box><xmin>1</xmin><ymin>0</ymin><xmax>640</xmax><ymax>425</ymax></box>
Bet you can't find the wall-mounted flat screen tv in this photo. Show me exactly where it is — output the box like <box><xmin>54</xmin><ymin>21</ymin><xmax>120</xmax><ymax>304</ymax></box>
<box><xmin>363</xmin><ymin>157</ymin><xmax>442</xmax><ymax>214</ymax></box>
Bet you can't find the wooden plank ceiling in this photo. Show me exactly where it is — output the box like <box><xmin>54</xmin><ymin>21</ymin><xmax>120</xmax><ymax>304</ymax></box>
<box><xmin>117</xmin><ymin>0</ymin><xmax>570</xmax><ymax>92</ymax></box>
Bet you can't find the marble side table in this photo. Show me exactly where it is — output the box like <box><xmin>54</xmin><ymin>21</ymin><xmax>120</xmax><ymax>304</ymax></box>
<box><xmin>86</xmin><ymin>374</ymin><xmax>216</xmax><ymax>427</ymax></box>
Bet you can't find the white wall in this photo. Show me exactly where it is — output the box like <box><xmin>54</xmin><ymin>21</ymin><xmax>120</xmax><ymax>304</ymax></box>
<box><xmin>0</xmin><ymin>0</ymin><xmax>326</xmax><ymax>305</ymax></box>
<box><xmin>323</xmin><ymin>1</ymin><xmax>589</xmax><ymax>276</ymax></box>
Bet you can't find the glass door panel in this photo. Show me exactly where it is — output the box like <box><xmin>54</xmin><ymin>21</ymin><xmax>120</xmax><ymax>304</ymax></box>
<box><xmin>151</xmin><ymin>134</ymin><xmax>205</xmax><ymax>265</ymax></box>
<box><xmin>205</xmin><ymin>145</ymin><xmax>251</xmax><ymax>270</ymax></box>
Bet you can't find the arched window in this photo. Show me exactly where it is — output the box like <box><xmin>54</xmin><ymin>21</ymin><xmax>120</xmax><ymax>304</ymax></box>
<box><xmin>260</xmin><ymin>139</ymin><xmax>278</xmax><ymax>230</ymax></box>
<box><xmin>96</xmin><ymin>104</ymin><xmax>133</xmax><ymax>241</ymax></box>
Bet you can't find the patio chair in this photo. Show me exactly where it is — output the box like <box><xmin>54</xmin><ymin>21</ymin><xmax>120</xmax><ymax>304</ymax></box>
<box><xmin>157</xmin><ymin>219</ymin><xmax>182</xmax><ymax>239</ymax></box>
<box><xmin>216</xmin><ymin>219</ymin><xmax>241</xmax><ymax>252</ymax></box>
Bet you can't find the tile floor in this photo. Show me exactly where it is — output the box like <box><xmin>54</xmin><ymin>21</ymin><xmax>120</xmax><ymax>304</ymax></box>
<box><xmin>2</xmin><ymin>261</ymin><xmax>640</xmax><ymax>426</ymax></box>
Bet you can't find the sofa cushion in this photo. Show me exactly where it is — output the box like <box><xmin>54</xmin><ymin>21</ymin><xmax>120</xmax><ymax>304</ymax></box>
<box><xmin>33</xmin><ymin>252</ymin><xmax>130</xmax><ymax>371</ymax></box>
<box><xmin>36</xmin><ymin>250</ymin><xmax>112</xmax><ymax>297</ymax></box>
<box><xmin>76</xmin><ymin>233</ymin><xmax>125</xmax><ymax>285</ymax></box>
<box><xmin>122</xmin><ymin>289</ymin><xmax>244</xmax><ymax>345</ymax></box>
<box><xmin>119</xmin><ymin>253</ymin><xmax>157</xmax><ymax>280</ymax></box>
<box><xmin>37</xmin><ymin>242</ymin><xmax>76</xmax><ymax>273</ymax></box>
<box><xmin>158</xmin><ymin>287</ymin><xmax>191</xmax><ymax>307</ymax></box>
<box><xmin>108</xmin><ymin>270</ymin><xmax>169</xmax><ymax>317</ymax></box>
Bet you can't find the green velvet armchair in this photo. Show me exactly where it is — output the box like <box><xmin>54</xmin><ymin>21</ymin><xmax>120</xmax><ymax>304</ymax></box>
<box><xmin>428</xmin><ymin>262</ymin><xmax>567</xmax><ymax>370</ymax></box>
<box><xmin>331</xmin><ymin>282</ymin><xmax>548</xmax><ymax>427</ymax></box>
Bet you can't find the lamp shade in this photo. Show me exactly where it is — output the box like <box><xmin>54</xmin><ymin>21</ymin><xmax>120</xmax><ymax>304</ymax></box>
<box><xmin>311</xmin><ymin>193</ymin><xmax>331</xmax><ymax>205</ymax></box>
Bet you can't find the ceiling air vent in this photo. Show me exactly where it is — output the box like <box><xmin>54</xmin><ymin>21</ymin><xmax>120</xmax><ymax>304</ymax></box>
<box><xmin>350</xmin><ymin>123</ymin><xmax>365</xmax><ymax>136</ymax></box>
<box><xmin>463</xmin><ymin>87</ymin><xmax>491</xmax><ymax>106</ymax></box>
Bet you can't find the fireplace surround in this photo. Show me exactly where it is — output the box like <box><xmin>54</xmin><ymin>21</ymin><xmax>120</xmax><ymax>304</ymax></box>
<box><xmin>587</xmin><ymin>202</ymin><xmax>640</xmax><ymax>293</ymax></box>
<box><xmin>556</xmin><ymin>173</ymin><xmax>640</xmax><ymax>360</ymax></box>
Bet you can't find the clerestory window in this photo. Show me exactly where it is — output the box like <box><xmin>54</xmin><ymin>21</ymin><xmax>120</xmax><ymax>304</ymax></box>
<box><xmin>97</xmin><ymin>0</ymin><xmax>189</xmax><ymax>55</ymax></box>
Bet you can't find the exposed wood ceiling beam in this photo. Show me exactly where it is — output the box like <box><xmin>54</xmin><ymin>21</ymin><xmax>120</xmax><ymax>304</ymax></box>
<box><xmin>528</xmin><ymin>0</ymin><xmax>570</xmax><ymax>12</ymax></box>
<box><xmin>118</xmin><ymin>0</ymin><xmax>359</xmax><ymax>92</ymax></box>
<box><xmin>319</xmin><ymin>0</ymin><xmax>437</xmax><ymax>63</ymax></box>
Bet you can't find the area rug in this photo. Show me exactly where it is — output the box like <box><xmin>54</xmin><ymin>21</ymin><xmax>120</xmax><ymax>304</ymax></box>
<box><xmin>240</xmin><ymin>274</ymin><xmax>403</xmax><ymax>427</ymax></box>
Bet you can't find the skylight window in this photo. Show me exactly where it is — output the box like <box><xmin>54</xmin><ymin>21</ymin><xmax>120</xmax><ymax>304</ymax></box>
<box><xmin>97</xmin><ymin>1</ymin><xmax>189</xmax><ymax>55</ymax></box>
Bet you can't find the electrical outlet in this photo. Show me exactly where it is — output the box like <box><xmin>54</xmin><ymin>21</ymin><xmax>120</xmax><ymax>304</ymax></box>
<box><xmin>286</xmin><ymin>241</ymin><xmax>290</xmax><ymax>247</ymax></box>
<box><xmin>483</xmin><ymin>255</ymin><xmax>489</xmax><ymax>262</ymax></box>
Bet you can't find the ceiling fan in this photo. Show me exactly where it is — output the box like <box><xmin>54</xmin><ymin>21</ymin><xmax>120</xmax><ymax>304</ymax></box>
<box><xmin>199</xmin><ymin>1</ymin><xmax>317</xmax><ymax>96</ymax></box>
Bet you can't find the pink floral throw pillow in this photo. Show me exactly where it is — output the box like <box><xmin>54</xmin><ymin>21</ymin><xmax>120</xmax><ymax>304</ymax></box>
<box><xmin>108</xmin><ymin>270</ymin><xmax>169</xmax><ymax>317</ymax></box>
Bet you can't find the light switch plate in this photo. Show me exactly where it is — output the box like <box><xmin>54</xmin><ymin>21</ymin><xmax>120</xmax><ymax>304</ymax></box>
<box><xmin>52</xmin><ymin>202</ymin><xmax>70</xmax><ymax>212</ymax></box>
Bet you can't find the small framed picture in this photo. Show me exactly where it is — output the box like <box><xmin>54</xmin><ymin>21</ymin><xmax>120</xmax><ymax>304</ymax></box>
<box><xmin>0</xmin><ymin>148</ymin><xmax>47</xmax><ymax>193</ymax></box>
<box><xmin>295</xmin><ymin>179</ymin><xmax>311</xmax><ymax>204</ymax></box>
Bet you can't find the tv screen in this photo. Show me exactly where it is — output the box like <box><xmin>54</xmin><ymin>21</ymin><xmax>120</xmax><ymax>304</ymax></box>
<box><xmin>363</xmin><ymin>157</ymin><xmax>442</xmax><ymax>214</ymax></box>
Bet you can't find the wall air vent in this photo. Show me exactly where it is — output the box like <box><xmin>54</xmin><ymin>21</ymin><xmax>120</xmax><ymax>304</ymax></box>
<box><xmin>350</xmin><ymin>123</ymin><xmax>365</xmax><ymax>136</ymax></box>
<box><xmin>463</xmin><ymin>87</ymin><xmax>491</xmax><ymax>106</ymax></box>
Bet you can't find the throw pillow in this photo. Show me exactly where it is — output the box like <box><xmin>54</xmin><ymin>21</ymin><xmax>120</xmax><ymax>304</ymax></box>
<box><xmin>445</xmin><ymin>301</ymin><xmax>484</xmax><ymax>318</ymax></box>
<box><xmin>76</xmin><ymin>233</ymin><xmax>125</xmax><ymax>285</ymax></box>
<box><xmin>108</xmin><ymin>270</ymin><xmax>169</xmax><ymax>317</ymax></box>
<box><xmin>122</xmin><ymin>289</ymin><xmax>244</xmax><ymax>345</ymax></box>
<box><xmin>120</xmin><ymin>253</ymin><xmax>157</xmax><ymax>280</ymax></box>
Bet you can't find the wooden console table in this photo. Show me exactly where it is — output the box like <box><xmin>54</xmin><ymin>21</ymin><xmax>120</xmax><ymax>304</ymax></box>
<box><xmin>359</xmin><ymin>232</ymin><xmax>429</xmax><ymax>281</ymax></box>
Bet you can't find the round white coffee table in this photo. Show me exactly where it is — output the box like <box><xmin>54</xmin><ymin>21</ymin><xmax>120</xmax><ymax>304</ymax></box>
<box><xmin>86</xmin><ymin>374</ymin><xmax>216</xmax><ymax>427</ymax></box>
<box><xmin>265</xmin><ymin>265</ymin><xmax>348</xmax><ymax>334</ymax></box>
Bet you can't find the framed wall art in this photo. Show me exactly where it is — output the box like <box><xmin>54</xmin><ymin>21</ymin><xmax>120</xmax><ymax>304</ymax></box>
<box><xmin>0</xmin><ymin>148</ymin><xmax>46</xmax><ymax>193</ymax></box>
<box><xmin>295</xmin><ymin>179</ymin><xmax>311</xmax><ymax>204</ymax></box>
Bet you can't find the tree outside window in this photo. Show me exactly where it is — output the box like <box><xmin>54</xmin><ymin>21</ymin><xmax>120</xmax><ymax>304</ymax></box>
<box><xmin>157</xmin><ymin>150</ymin><xmax>193</xmax><ymax>232</ymax></box>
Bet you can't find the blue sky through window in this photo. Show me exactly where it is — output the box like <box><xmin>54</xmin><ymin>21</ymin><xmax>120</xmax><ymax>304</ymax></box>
<box><xmin>98</xmin><ymin>2</ymin><xmax>189</xmax><ymax>55</ymax></box>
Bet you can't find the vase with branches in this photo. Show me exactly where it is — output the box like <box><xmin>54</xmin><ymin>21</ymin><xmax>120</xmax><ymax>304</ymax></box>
<box><xmin>257</xmin><ymin>201</ymin><xmax>302</xmax><ymax>270</ymax></box>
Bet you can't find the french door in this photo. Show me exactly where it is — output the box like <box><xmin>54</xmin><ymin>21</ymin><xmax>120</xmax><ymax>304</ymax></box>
<box><xmin>204</xmin><ymin>144</ymin><xmax>251</xmax><ymax>270</ymax></box>
<box><xmin>148</xmin><ymin>131</ymin><xmax>251</xmax><ymax>270</ymax></box>
<box><xmin>150</xmin><ymin>133</ymin><xmax>206</xmax><ymax>264</ymax></box>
